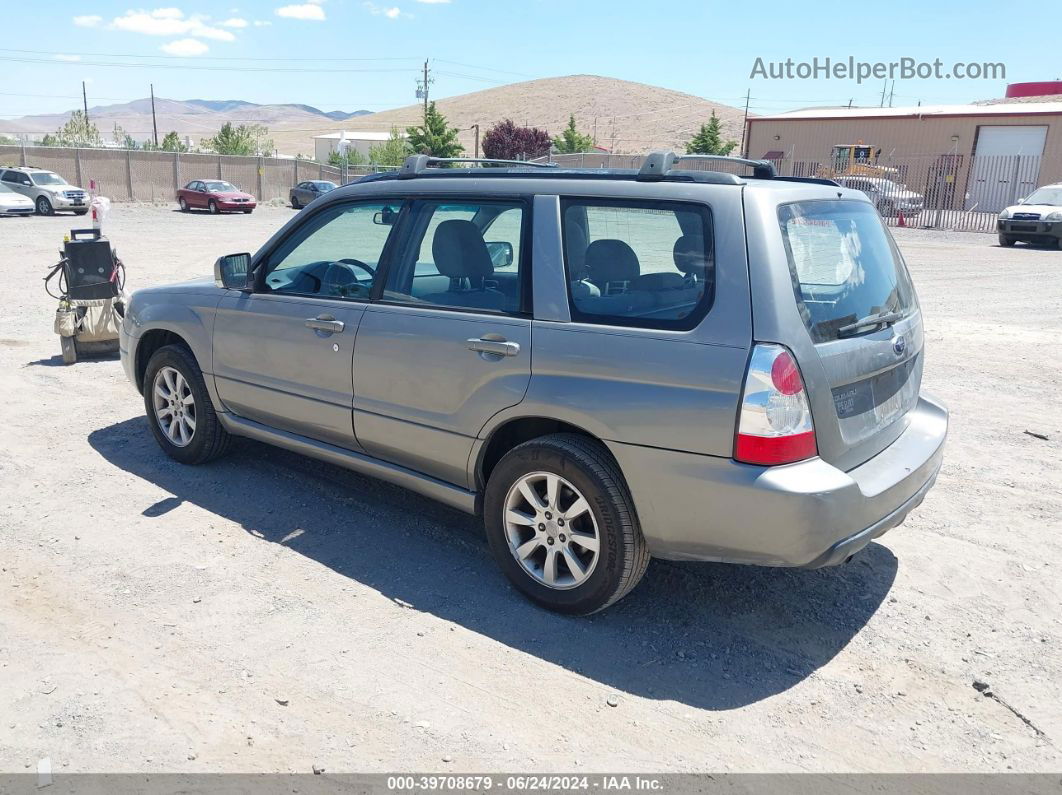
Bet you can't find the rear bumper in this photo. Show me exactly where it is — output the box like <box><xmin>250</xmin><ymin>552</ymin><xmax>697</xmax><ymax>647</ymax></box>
<box><xmin>608</xmin><ymin>392</ymin><xmax>948</xmax><ymax>566</ymax></box>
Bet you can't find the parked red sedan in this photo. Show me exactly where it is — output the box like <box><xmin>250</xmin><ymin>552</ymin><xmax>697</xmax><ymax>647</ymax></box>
<box><xmin>177</xmin><ymin>179</ymin><xmax>256</xmax><ymax>214</ymax></box>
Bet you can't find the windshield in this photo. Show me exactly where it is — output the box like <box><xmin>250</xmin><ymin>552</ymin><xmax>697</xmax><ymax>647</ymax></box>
<box><xmin>314</xmin><ymin>182</ymin><xmax>335</xmax><ymax>191</ymax></box>
<box><xmin>205</xmin><ymin>181</ymin><xmax>237</xmax><ymax>192</ymax></box>
<box><xmin>31</xmin><ymin>172</ymin><xmax>66</xmax><ymax>186</ymax></box>
<box><xmin>1023</xmin><ymin>187</ymin><xmax>1062</xmax><ymax>206</ymax></box>
<box><xmin>778</xmin><ymin>200</ymin><xmax>916</xmax><ymax>343</ymax></box>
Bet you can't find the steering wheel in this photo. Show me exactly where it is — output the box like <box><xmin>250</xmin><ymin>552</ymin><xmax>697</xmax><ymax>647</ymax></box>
<box><xmin>323</xmin><ymin>259</ymin><xmax>375</xmax><ymax>297</ymax></box>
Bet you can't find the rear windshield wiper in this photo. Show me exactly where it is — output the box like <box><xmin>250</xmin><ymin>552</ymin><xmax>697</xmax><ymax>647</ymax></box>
<box><xmin>836</xmin><ymin>310</ymin><xmax>904</xmax><ymax>337</ymax></box>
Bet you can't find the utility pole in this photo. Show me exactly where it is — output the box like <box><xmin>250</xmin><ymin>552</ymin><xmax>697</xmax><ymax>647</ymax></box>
<box><xmin>880</xmin><ymin>81</ymin><xmax>887</xmax><ymax>107</ymax></box>
<box><xmin>150</xmin><ymin>83</ymin><xmax>159</xmax><ymax>147</ymax></box>
<box><xmin>471</xmin><ymin>124</ymin><xmax>480</xmax><ymax>159</ymax></box>
<box><xmin>82</xmin><ymin>81</ymin><xmax>89</xmax><ymax>122</ymax></box>
<box><xmin>418</xmin><ymin>58</ymin><xmax>432</xmax><ymax>120</ymax></box>
<box><xmin>888</xmin><ymin>80</ymin><xmax>895</xmax><ymax>108</ymax></box>
<box><xmin>739</xmin><ymin>88</ymin><xmax>751</xmax><ymax>156</ymax></box>
<box><xmin>847</xmin><ymin>98</ymin><xmax>853</xmax><ymax>108</ymax></box>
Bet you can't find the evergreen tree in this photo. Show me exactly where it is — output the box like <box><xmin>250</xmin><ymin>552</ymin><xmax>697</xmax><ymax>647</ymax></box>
<box><xmin>552</xmin><ymin>115</ymin><xmax>595</xmax><ymax>154</ymax></box>
<box><xmin>160</xmin><ymin>131</ymin><xmax>188</xmax><ymax>153</ymax></box>
<box><xmin>368</xmin><ymin>127</ymin><xmax>413</xmax><ymax>166</ymax></box>
<box><xmin>405</xmin><ymin>102</ymin><xmax>464</xmax><ymax>159</ymax></box>
<box><xmin>686</xmin><ymin>111</ymin><xmax>738</xmax><ymax>156</ymax></box>
<box><xmin>328</xmin><ymin>147</ymin><xmax>367</xmax><ymax>167</ymax></box>
<box><xmin>51</xmin><ymin>111</ymin><xmax>102</xmax><ymax>148</ymax></box>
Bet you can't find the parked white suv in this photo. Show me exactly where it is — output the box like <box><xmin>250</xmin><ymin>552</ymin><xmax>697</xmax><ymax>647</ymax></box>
<box><xmin>0</xmin><ymin>166</ymin><xmax>89</xmax><ymax>216</ymax></box>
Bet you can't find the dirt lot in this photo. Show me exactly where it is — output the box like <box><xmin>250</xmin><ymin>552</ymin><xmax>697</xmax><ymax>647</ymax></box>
<box><xmin>1</xmin><ymin>205</ymin><xmax>1060</xmax><ymax>774</ymax></box>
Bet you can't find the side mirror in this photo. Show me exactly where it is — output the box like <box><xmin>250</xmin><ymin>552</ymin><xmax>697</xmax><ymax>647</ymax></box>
<box><xmin>215</xmin><ymin>252</ymin><xmax>252</xmax><ymax>290</ymax></box>
<box><xmin>373</xmin><ymin>206</ymin><xmax>399</xmax><ymax>226</ymax></box>
<box><xmin>1017</xmin><ymin>197</ymin><xmax>1026</xmax><ymax>204</ymax></box>
<box><xmin>485</xmin><ymin>241</ymin><xmax>514</xmax><ymax>268</ymax></box>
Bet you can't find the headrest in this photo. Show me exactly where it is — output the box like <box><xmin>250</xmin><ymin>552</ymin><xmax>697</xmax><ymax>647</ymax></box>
<box><xmin>432</xmin><ymin>220</ymin><xmax>494</xmax><ymax>281</ymax></box>
<box><xmin>673</xmin><ymin>235</ymin><xmax>708</xmax><ymax>276</ymax></box>
<box><xmin>566</xmin><ymin>221</ymin><xmax>590</xmax><ymax>280</ymax></box>
<box><xmin>586</xmin><ymin>239</ymin><xmax>640</xmax><ymax>286</ymax></box>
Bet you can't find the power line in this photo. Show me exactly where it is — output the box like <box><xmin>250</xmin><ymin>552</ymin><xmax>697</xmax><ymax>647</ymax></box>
<box><xmin>0</xmin><ymin>47</ymin><xmax>420</xmax><ymax>63</ymax></box>
<box><xmin>0</xmin><ymin>55</ymin><xmax>419</xmax><ymax>74</ymax></box>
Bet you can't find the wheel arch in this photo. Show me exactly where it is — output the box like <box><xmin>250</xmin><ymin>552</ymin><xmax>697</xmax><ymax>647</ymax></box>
<box><xmin>134</xmin><ymin>328</ymin><xmax>194</xmax><ymax>393</ymax></box>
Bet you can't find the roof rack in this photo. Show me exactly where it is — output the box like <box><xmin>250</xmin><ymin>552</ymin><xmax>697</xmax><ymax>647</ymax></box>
<box><xmin>638</xmin><ymin>151</ymin><xmax>777</xmax><ymax>181</ymax></box>
<box><xmin>398</xmin><ymin>154</ymin><xmax>558</xmax><ymax>179</ymax></box>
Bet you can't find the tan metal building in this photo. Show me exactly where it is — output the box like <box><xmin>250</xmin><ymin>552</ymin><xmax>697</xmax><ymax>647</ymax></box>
<box><xmin>743</xmin><ymin>103</ymin><xmax>1062</xmax><ymax>212</ymax></box>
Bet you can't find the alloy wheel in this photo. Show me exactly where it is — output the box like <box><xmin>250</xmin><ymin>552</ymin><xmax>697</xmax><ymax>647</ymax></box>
<box><xmin>152</xmin><ymin>366</ymin><xmax>196</xmax><ymax>447</ymax></box>
<box><xmin>503</xmin><ymin>471</ymin><xmax>600</xmax><ymax>589</ymax></box>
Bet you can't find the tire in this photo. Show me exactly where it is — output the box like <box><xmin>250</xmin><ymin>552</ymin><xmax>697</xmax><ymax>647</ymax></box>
<box><xmin>999</xmin><ymin>234</ymin><xmax>1015</xmax><ymax>247</ymax></box>
<box><xmin>243</xmin><ymin>209</ymin><xmax>253</xmax><ymax>214</ymax></box>
<box><xmin>36</xmin><ymin>196</ymin><xmax>54</xmax><ymax>216</ymax></box>
<box><xmin>60</xmin><ymin>336</ymin><xmax>77</xmax><ymax>364</ymax></box>
<box><xmin>143</xmin><ymin>344</ymin><xmax>231</xmax><ymax>465</ymax></box>
<box><xmin>74</xmin><ymin>211</ymin><xmax>88</xmax><ymax>216</ymax></box>
<box><xmin>483</xmin><ymin>433</ymin><xmax>650</xmax><ymax>615</ymax></box>
<box><xmin>291</xmin><ymin>196</ymin><xmax>300</xmax><ymax>209</ymax></box>
<box><xmin>208</xmin><ymin>200</ymin><xmax>219</xmax><ymax>215</ymax></box>
<box><xmin>179</xmin><ymin>197</ymin><xmax>189</xmax><ymax>212</ymax></box>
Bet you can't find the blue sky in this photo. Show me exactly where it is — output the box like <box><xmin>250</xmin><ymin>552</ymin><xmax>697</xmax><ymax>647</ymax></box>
<box><xmin>0</xmin><ymin>0</ymin><xmax>1046</xmax><ymax>122</ymax></box>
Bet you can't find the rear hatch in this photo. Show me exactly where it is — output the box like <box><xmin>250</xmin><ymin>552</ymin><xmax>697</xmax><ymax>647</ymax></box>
<box><xmin>777</xmin><ymin>200</ymin><xmax>922</xmax><ymax>471</ymax></box>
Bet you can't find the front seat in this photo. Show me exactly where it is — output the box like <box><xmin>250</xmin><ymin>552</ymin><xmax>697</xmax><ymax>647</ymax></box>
<box><xmin>421</xmin><ymin>219</ymin><xmax>508</xmax><ymax>311</ymax></box>
<box><xmin>672</xmin><ymin>234</ymin><xmax>712</xmax><ymax>285</ymax></box>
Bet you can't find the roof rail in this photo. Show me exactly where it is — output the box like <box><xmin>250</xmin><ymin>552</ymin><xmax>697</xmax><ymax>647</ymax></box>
<box><xmin>398</xmin><ymin>154</ymin><xmax>558</xmax><ymax>179</ymax></box>
<box><xmin>637</xmin><ymin>151</ymin><xmax>777</xmax><ymax>181</ymax></box>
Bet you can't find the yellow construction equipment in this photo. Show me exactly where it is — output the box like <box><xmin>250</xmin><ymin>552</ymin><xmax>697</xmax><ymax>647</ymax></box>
<box><xmin>818</xmin><ymin>143</ymin><xmax>898</xmax><ymax>179</ymax></box>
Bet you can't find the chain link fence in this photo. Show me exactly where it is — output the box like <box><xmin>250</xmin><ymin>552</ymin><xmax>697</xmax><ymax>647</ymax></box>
<box><xmin>0</xmin><ymin>145</ymin><xmax>396</xmax><ymax>205</ymax></box>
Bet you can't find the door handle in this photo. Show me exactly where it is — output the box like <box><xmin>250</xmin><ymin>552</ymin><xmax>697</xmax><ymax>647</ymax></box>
<box><xmin>305</xmin><ymin>316</ymin><xmax>345</xmax><ymax>334</ymax></box>
<box><xmin>467</xmin><ymin>337</ymin><xmax>520</xmax><ymax>357</ymax></box>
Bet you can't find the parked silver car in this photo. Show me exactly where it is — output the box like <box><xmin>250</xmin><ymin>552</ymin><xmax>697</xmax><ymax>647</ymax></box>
<box><xmin>121</xmin><ymin>153</ymin><xmax>947</xmax><ymax>614</ymax></box>
<box><xmin>836</xmin><ymin>176</ymin><xmax>924</xmax><ymax>217</ymax></box>
<box><xmin>290</xmin><ymin>180</ymin><xmax>337</xmax><ymax>209</ymax></box>
<box><xmin>0</xmin><ymin>166</ymin><xmax>89</xmax><ymax>216</ymax></box>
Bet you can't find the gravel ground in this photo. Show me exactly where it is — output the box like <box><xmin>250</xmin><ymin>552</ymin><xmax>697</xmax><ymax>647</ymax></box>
<box><xmin>0</xmin><ymin>205</ymin><xmax>1060</xmax><ymax>774</ymax></box>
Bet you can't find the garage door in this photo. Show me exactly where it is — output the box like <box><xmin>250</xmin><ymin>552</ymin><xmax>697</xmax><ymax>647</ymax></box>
<box><xmin>967</xmin><ymin>126</ymin><xmax>1047</xmax><ymax>212</ymax></box>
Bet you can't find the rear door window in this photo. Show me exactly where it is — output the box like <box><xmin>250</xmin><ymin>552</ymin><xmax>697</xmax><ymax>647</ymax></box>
<box><xmin>778</xmin><ymin>200</ymin><xmax>916</xmax><ymax>343</ymax></box>
<box><xmin>560</xmin><ymin>199</ymin><xmax>714</xmax><ymax>330</ymax></box>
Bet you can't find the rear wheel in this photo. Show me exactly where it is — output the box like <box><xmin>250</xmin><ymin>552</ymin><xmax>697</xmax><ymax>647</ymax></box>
<box><xmin>208</xmin><ymin>200</ymin><xmax>219</xmax><ymax>215</ymax></box>
<box><xmin>998</xmin><ymin>234</ymin><xmax>1015</xmax><ymax>247</ymax></box>
<box><xmin>143</xmin><ymin>344</ymin><xmax>231</xmax><ymax>465</ymax></box>
<box><xmin>483</xmin><ymin>433</ymin><xmax>649</xmax><ymax>615</ymax></box>
<box><xmin>36</xmin><ymin>196</ymin><xmax>54</xmax><ymax>216</ymax></box>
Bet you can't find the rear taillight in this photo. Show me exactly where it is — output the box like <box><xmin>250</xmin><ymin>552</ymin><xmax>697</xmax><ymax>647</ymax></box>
<box><xmin>735</xmin><ymin>343</ymin><xmax>817</xmax><ymax>466</ymax></box>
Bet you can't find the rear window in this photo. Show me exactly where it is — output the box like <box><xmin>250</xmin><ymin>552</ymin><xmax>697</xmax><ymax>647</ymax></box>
<box><xmin>778</xmin><ymin>200</ymin><xmax>916</xmax><ymax>343</ymax></box>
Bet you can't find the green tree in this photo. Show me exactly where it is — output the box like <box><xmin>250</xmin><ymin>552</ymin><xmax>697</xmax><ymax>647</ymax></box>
<box><xmin>685</xmin><ymin>111</ymin><xmax>737</xmax><ymax>156</ymax></box>
<box><xmin>368</xmin><ymin>127</ymin><xmax>412</xmax><ymax>166</ymax></box>
<box><xmin>207</xmin><ymin>122</ymin><xmax>272</xmax><ymax>156</ymax></box>
<box><xmin>405</xmin><ymin>102</ymin><xmax>464</xmax><ymax>159</ymax></box>
<box><xmin>552</xmin><ymin>115</ymin><xmax>595</xmax><ymax>154</ymax></box>
<box><xmin>51</xmin><ymin>110</ymin><xmax>102</xmax><ymax>148</ymax></box>
<box><xmin>0</xmin><ymin>134</ymin><xmax>16</xmax><ymax>146</ymax></box>
<box><xmin>160</xmin><ymin>130</ymin><xmax>188</xmax><ymax>153</ymax></box>
<box><xmin>328</xmin><ymin>146</ymin><xmax>366</xmax><ymax>167</ymax></box>
<box><xmin>112</xmin><ymin>123</ymin><xmax>138</xmax><ymax>150</ymax></box>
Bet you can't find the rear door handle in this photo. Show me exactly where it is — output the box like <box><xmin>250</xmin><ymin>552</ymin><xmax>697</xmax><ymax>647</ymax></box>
<box><xmin>467</xmin><ymin>337</ymin><xmax>520</xmax><ymax>357</ymax></box>
<box><xmin>305</xmin><ymin>316</ymin><xmax>345</xmax><ymax>334</ymax></box>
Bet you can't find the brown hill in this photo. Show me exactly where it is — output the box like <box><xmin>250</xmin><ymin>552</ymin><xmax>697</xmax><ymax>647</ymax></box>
<box><xmin>269</xmin><ymin>75</ymin><xmax>747</xmax><ymax>157</ymax></box>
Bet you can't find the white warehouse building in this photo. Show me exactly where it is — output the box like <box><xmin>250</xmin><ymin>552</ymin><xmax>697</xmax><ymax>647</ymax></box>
<box><xmin>313</xmin><ymin>131</ymin><xmax>404</xmax><ymax>162</ymax></box>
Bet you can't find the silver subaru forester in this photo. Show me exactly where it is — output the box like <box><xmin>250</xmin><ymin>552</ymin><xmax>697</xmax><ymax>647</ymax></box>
<box><xmin>121</xmin><ymin>152</ymin><xmax>947</xmax><ymax>614</ymax></box>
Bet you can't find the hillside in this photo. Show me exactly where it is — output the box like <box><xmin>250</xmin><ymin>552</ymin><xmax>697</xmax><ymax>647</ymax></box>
<box><xmin>1</xmin><ymin>75</ymin><xmax>746</xmax><ymax>158</ymax></box>
<box><xmin>268</xmin><ymin>75</ymin><xmax>746</xmax><ymax>157</ymax></box>
<box><xmin>0</xmin><ymin>98</ymin><xmax>371</xmax><ymax>141</ymax></box>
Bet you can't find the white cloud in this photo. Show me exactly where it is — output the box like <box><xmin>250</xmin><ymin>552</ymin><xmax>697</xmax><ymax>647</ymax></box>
<box><xmin>160</xmin><ymin>38</ymin><xmax>210</xmax><ymax>56</ymax></box>
<box><xmin>111</xmin><ymin>8</ymin><xmax>236</xmax><ymax>41</ymax></box>
<box><xmin>220</xmin><ymin>17</ymin><xmax>248</xmax><ymax>27</ymax></box>
<box><xmin>276</xmin><ymin>1</ymin><xmax>326</xmax><ymax>20</ymax></box>
<box><xmin>73</xmin><ymin>14</ymin><xmax>103</xmax><ymax>27</ymax></box>
<box><xmin>55</xmin><ymin>54</ymin><xmax>82</xmax><ymax>62</ymax></box>
<box><xmin>364</xmin><ymin>2</ymin><xmax>407</xmax><ymax>18</ymax></box>
<box><xmin>253</xmin><ymin>19</ymin><xmax>272</xmax><ymax>25</ymax></box>
<box><xmin>416</xmin><ymin>0</ymin><xmax>450</xmax><ymax>3</ymax></box>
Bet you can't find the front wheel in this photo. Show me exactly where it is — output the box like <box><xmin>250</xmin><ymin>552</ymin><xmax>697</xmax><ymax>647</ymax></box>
<box><xmin>242</xmin><ymin>209</ymin><xmax>253</xmax><ymax>214</ymax></box>
<box><xmin>291</xmin><ymin>196</ymin><xmax>300</xmax><ymax>209</ymax></box>
<box><xmin>208</xmin><ymin>200</ymin><xmax>219</xmax><ymax>214</ymax></box>
<box><xmin>179</xmin><ymin>197</ymin><xmax>189</xmax><ymax>212</ymax></box>
<box><xmin>483</xmin><ymin>434</ymin><xmax>649</xmax><ymax>615</ymax></box>
<box><xmin>36</xmin><ymin>196</ymin><xmax>54</xmax><ymax>216</ymax></box>
<box><xmin>143</xmin><ymin>344</ymin><xmax>231</xmax><ymax>465</ymax></box>
<box><xmin>998</xmin><ymin>234</ymin><xmax>1016</xmax><ymax>247</ymax></box>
